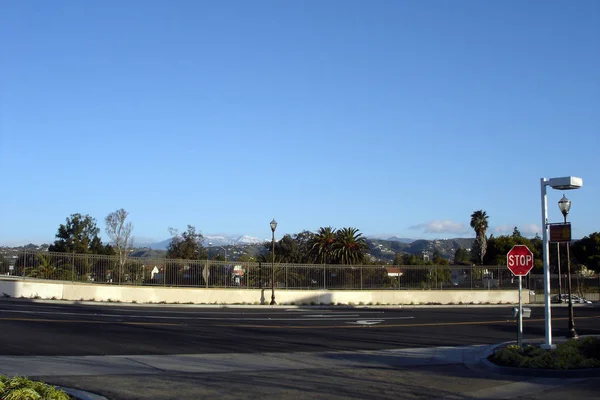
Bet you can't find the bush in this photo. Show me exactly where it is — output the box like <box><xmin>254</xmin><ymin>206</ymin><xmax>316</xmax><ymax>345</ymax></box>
<box><xmin>0</xmin><ymin>375</ymin><xmax>70</xmax><ymax>400</ymax></box>
<box><xmin>489</xmin><ymin>337</ymin><xmax>600</xmax><ymax>369</ymax></box>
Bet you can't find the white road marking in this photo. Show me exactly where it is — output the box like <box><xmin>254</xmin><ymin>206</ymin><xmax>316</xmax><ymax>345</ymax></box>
<box><xmin>346</xmin><ymin>320</ymin><xmax>385</xmax><ymax>325</ymax></box>
<box><xmin>0</xmin><ymin>304</ymin><xmax>384</xmax><ymax>316</ymax></box>
<box><xmin>0</xmin><ymin>309</ymin><xmax>411</xmax><ymax>322</ymax></box>
<box><xmin>302</xmin><ymin>314</ymin><xmax>360</xmax><ymax>318</ymax></box>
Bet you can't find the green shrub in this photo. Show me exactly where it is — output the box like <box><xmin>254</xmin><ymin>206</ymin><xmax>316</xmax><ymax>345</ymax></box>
<box><xmin>0</xmin><ymin>376</ymin><xmax>70</xmax><ymax>400</ymax></box>
<box><xmin>490</xmin><ymin>338</ymin><xmax>600</xmax><ymax>369</ymax></box>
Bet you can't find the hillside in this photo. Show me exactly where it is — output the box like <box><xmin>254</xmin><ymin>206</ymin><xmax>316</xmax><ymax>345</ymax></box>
<box><xmin>2</xmin><ymin>237</ymin><xmax>475</xmax><ymax>264</ymax></box>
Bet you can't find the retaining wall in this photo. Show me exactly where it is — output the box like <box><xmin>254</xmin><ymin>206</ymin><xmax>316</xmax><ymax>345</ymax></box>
<box><xmin>0</xmin><ymin>278</ymin><xmax>526</xmax><ymax>305</ymax></box>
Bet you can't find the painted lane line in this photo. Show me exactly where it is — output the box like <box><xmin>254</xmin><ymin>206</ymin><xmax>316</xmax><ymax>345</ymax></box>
<box><xmin>215</xmin><ymin>315</ymin><xmax>600</xmax><ymax>329</ymax></box>
<box><xmin>0</xmin><ymin>317</ymin><xmax>181</xmax><ymax>326</ymax></box>
<box><xmin>0</xmin><ymin>309</ymin><xmax>400</xmax><ymax>322</ymax></box>
<box><xmin>346</xmin><ymin>320</ymin><xmax>384</xmax><ymax>325</ymax></box>
<box><xmin>301</xmin><ymin>314</ymin><xmax>360</xmax><ymax>318</ymax></box>
<box><xmin>0</xmin><ymin>304</ymin><xmax>385</xmax><ymax>316</ymax></box>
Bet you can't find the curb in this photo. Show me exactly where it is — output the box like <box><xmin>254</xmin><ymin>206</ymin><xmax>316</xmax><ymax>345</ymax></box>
<box><xmin>57</xmin><ymin>386</ymin><xmax>108</xmax><ymax>400</ymax></box>
<box><xmin>0</xmin><ymin>296</ymin><xmax>550</xmax><ymax>309</ymax></box>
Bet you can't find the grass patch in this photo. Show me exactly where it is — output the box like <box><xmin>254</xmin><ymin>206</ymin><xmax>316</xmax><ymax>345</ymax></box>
<box><xmin>0</xmin><ymin>375</ymin><xmax>71</xmax><ymax>399</ymax></box>
<box><xmin>489</xmin><ymin>337</ymin><xmax>600</xmax><ymax>369</ymax></box>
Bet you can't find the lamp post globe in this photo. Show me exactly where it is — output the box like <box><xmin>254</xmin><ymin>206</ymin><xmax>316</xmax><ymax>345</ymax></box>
<box><xmin>558</xmin><ymin>195</ymin><xmax>571</xmax><ymax>223</ymax></box>
<box><xmin>270</xmin><ymin>219</ymin><xmax>277</xmax><ymax>305</ymax></box>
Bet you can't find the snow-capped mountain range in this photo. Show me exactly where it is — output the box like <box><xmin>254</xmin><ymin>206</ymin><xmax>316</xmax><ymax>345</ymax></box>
<box><xmin>138</xmin><ymin>235</ymin><xmax>266</xmax><ymax>250</ymax></box>
<box><xmin>138</xmin><ymin>234</ymin><xmax>414</xmax><ymax>250</ymax></box>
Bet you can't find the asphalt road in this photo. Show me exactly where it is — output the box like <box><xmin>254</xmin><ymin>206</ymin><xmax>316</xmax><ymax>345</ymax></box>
<box><xmin>2</xmin><ymin>300</ymin><xmax>600</xmax><ymax>356</ymax></box>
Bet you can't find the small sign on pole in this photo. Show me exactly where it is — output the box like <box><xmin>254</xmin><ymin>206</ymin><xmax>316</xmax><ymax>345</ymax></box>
<box><xmin>549</xmin><ymin>223</ymin><xmax>571</xmax><ymax>243</ymax></box>
<box><xmin>507</xmin><ymin>245</ymin><xmax>534</xmax><ymax>349</ymax></box>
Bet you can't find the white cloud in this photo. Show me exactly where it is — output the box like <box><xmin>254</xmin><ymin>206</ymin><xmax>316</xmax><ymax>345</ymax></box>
<box><xmin>409</xmin><ymin>220</ymin><xmax>470</xmax><ymax>235</ymax></box>
<box><xmin>493</xmin><ymin>224</ymin><xmax>541</xmax><ymax>237</ymax></box>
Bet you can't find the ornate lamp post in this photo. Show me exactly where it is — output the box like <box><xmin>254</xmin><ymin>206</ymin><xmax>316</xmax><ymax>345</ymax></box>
<box><xmin>558</xmin><ymin>195</ymin><xmax>578</xmax><ymax>339</ymax></box>
<box><xmin>270</xmin><ymin>218</ymin><xmax>277</xmax><ymax>305</ymax></box>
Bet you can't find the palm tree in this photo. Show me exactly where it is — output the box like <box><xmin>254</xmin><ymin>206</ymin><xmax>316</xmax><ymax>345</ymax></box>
<box><xmin>333</xmin><ymin>227</ymin><xmax>369</xmax><ymax>265</ymax></box>
<box><xmin>470</xmin><ymin>210</ymin><xmax>489</xmax><ymax>265</ymax></box>
<box><xmin>309</xmin><ymin>227</ymin><xmax>337</xmax><ymax>264</ymax></box>
<box><xmin>25</xmin><ymin>254</ymin><xmax>56</xmax><ymax>279</ymax></box>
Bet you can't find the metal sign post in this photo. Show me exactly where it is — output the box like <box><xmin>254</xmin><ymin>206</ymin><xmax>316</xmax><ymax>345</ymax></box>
<box><xmin>518</xmin><ymin>275</ymin><xmax>523</xmax><ymax>349</ymax></box>
<box><xmin>507</xmin><ymin>245</ymin><xmax>535</xmax><ymax>350</ymax></box>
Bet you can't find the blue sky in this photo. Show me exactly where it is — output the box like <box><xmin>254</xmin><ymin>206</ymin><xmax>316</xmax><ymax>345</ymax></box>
<box><xmin>1</xmin><ymin>0</ymin><xmax>598</xmax><ymax>246</ymax></box>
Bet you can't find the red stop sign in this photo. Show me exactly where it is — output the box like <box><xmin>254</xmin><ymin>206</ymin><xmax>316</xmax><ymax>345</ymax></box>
<box><xmin>506</xmin><ymin>245</ymin><xmax>534</xmax><ymax>276</ymax></box>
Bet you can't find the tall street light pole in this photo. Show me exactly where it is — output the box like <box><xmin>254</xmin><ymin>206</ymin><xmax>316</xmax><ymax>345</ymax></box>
<box><xmin>270</xmin><ymin>218</ymin><xmax>277</xmax><ymax>305</ymax></box>
<box><xmin>219</xmin><ymin>246</ymin><xmax>228</xmax><ymax>261</ymax></box>
<box><xmin>558</xmin><ymin>195</ymin><xmax>578</xmax><ymax>339</ymax></box>
<box><xmin>540</xmin><ymin>176</ymin><xmax>582</xmax><ymax>349</ymax></box>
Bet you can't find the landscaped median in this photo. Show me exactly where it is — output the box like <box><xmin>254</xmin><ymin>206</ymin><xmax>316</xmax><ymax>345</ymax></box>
<box><xmin>489</xmin><ymin>336</ymin><xmax>600</xmax><ymax>370</ymax></box>
<box><xmin>0</xmin><ymin>375</ymin><xmax>70</xmax><ymax>400</ymax></box>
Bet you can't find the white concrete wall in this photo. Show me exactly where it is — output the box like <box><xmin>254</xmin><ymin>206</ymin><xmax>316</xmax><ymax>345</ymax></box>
<box><xmin>0</xmin><ymin>278</ymin><xmax>525</xmax><ymax>304</ymax></box>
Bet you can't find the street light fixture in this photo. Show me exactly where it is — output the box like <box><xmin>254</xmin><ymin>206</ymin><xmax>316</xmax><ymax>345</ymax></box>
<box><xmin>270</xmin><ymin>218</ymin><xmax>277</xmax><ymax>305</ymax></box>
<box><xmin>558</xmin><ymin>195</ymin><xmax>578</xmax><ymax>339</ymax></box>
<box><xmin>540</xmin><ymin>176</ymin><xmax>583</xmax><ymax>349</ymax></box>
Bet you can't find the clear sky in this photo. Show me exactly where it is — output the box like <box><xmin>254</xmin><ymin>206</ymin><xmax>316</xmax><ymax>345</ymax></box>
<box><xmin>1</xmin><ymin>0</ymin><xmax>598</xmax><ymax>246</ymax></box>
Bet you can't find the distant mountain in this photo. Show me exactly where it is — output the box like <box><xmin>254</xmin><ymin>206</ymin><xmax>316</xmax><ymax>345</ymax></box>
<box><xmin>236</xmin><ymin>235</ymin><xmax>265</xmax><ymax>244</ymax></box>
<box><xmin>146</xmin><ymin>238</ymin><xmax>172</xmax><ymax>250</ymax></box>
<box><xmin>366</xmin><ymin>235</ymin><xmax>415</xmax><ymax>243</ymax></box>
<box><xmin>384</xmin><ymin>236</ymin><xmax>415</xmax><ymax>244</ymax></box>
<box><xmin>367</xmin><ymin>237</ymin><xmax>475</xmax><ymax>261</ymax></box>
<box><xmin>143</xmin><ymin>234</ymin><xmax>265</xmax><ymax>250</ymax></box>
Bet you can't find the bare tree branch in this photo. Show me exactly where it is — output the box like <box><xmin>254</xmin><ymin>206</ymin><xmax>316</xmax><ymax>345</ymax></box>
<box><xmin>105</xmin><ymin>209</ymin><xmax>134</xmax><ymax>273</ymax></box>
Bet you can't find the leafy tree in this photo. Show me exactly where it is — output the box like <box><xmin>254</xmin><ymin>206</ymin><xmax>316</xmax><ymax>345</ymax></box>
<box><xmin>166</xmin><ymin>225</ymin><xmax>204</xmax><ymax>260</ymax></box>
<box><xmin>392</xmin><ymin>252</ymin><xmax>405</xmax><ymax>265</ymax></box>
<box><xmin>332</xmin><ymin>227</ymin><xmax>369</xmax><ymax>265</ymax></box>
<box><xmin>572</xmin><ymin>232</ymin><xmax>600</xmax><ymax>272</ymax></box>
<box><xmin>291</xmin><ymin>230</ymin><xmax>314</xmax><ymax>263</ymax></box>
<box><xmin>470</xmin><ymin>210</ymin><xmax>489</xmax><ymax>265</ymax></box>
<box><xmin>105</xmin><ymin>208</ymin><xmax>134</xmax><ymax>274</ymax></box>
<box><xmin>454</xmin><ymin>247</ymin><xmax>471</xmax><ymax>265</ymax></box>
<box><xmin>483</xmin><ymin>234</ymin><xmax>543</xmax><ymax>271</ymax></box>
<box><xmin>24</xmin><ymin>254</ymin><xmax>56</xmax><ymax>279</ymax></box>
<box><xmin>275</xmin><ymin>234</ymin><xmax>301</xmax><ymax>263</ymax></box>
<box><xmin>236</xmin><ymin>254</ymin><xmax>256</xmax><ymax>262</ymax></box>
<box><xmin>49</xmin><ymin>213</ymin><xmax>113</xmax><ymax>255</ymax></box>
<box><xmin>512</xmin><ymin>227</ymin><xmax>522</xmax><ymax>238</ymax></box>
<box><xmin>426</xmin><ymin>265</ymin><xmax>452</xmax><ymax>288</ymax></box>
<box><xmin>165</xmin><ymin>225</ymin><xmax>205</xmax><ymax>285</ymax></box>
<box><xmin>309</xmin><ymin>227</ymin><xmax>337</xmax><ymax>264</ymax></box>
<box><xmin>0</xmin><ymin>254</ymin><xmax>11</xmax><ymax>274</ymax></box>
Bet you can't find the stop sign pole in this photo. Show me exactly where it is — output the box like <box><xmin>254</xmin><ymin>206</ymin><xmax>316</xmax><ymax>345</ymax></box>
<box><xmin>507</xmin><ymin>245</ymin><xmax>535</xmax><ymax>349</ymax></box>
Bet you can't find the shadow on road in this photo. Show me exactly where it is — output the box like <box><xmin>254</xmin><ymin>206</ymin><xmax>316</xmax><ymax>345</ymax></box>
<box><xmin>42</xmin><ymin>364</ymin><xmax>517</xmax><ymax>400</ymax></box>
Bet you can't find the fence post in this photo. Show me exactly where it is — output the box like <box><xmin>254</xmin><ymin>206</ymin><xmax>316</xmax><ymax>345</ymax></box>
<box><xmin>360</xmin><ymin>265</ymin><xmax>363</xmax><ymax>290</ymax></box>
<box><xmin>259</xmin><ymin>261</ymin><xmax>262</xmax><ymax>289</ymax></box>
<box><xmin>323</xmin><ymin>267</ymin><xmax>326</xmax><ymax>289</ymax></box>
<box><xmin>470</xmin><ymin>266</ymin><xmax>473</xmax><ymax>290</ymax></box>
<box><xmin>71</xmin><ymin>252</ymin><xmax>75</xmax><ymax>282</ymax></box>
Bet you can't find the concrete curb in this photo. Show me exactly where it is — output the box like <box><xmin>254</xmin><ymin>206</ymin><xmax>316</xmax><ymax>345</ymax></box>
<box><xmin>57</xmin><ymin>386</ymin><xmax>108</xmax><ymax>400</ymax></box>
<box><xmin>0</xmin><ymin>296</ymin><xmax>558</xmax><ymax>309</ymax></box>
